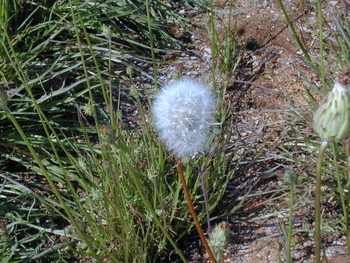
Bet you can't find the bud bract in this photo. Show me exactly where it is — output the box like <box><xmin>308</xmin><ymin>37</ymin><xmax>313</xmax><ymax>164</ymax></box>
<box><xmin>208</xmin><ymin>222</ymin><xmax>229</xmax><ymax>262</ymax></box>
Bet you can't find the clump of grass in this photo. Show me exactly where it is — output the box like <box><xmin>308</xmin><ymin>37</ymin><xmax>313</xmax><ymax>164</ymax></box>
<box><xmin>0</xmin><ymin>0</ymin><xmax>239</xmax><ymax>262</ymax></box>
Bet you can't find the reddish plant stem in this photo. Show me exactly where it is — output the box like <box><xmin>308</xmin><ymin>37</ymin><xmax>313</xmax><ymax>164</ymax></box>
<box><xmin>175</xmin><ymin>155</ymin><xmax>217</xmax><ymax>263</ymax></box>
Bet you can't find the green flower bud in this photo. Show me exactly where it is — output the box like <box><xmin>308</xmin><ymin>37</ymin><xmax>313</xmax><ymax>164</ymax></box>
<box><xmin>313</xmin><ymin>72</ymin><xmax>350</xmax><ymax>142</ymax></box>
<box><xmin>102</xmin><ymin>24</ymin><xmax>111</xmax><ymax>38</ymax></box>
<box><xmin>81</xmin><ymin>101</ymin><xmax>95</xmax><ymax>116</ymax></box>
<box><xmin>126</xmin><ymin>64</ymin><xmax>134</xmax><ymax>76</ymax></box>
<box><xmin>208</xmin><ymin>222</ymin><xmax>229</xmax><ymax>262</ymax></box>
<box><xmin>284</xmin><ymin>168</ymin><xmax>298</xmax><ymax>185</ymax></box>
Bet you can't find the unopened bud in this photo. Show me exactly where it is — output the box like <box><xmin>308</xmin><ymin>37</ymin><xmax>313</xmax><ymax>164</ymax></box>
<box><xmin>209</xmin><ymin>222</ymin><xmax>229</xmax><ymax>262</ymax></box>
<box><xmin>102</xmin><ymin>24</ymin><xmax>111</xmax><ymax>38</ymax></box>
<box><xmin>284</xmin><ymin>168</ymin><xmax>298</xmax><ymax>185</ymax></box>
<box><xmin>126</xmin><ymin>64</ymin><xmax>133</xmax><ymax>76</ymax></box>
<box><xmin>313</xmin><ymin>72</ymin><xmax>350</xmax><ymax>142</ymax></box>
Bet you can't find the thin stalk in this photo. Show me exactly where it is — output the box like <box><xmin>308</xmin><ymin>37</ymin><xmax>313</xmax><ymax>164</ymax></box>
<box><xmin>145</xmin><ymin>0</ymin><xmax>158</xmax><ymax>90</ymax></box>
<box><xmin>332</xmin><ymin>142</ymin><xmax>350</xmax><ymax>257</ymax></box>
<box><xmin>200</xmin><ymin>172</ymin><xmax>212</xmax><ymax>235</ymax></box>
<box><xmin>315</xmin><ymin>140</ymin><xmax>329</xmax><ymax>263</ymax></box>
<box><xmin>0</xmin><ymin>0</ymin><xmax>9</xmax><ymax>38</ymax></box>
<box><xmin>346</xmin><ymin>140</ymin><xmax>350</xmax><ymax>257</ymax></box>
<box><xmin>277</xmin><ymin>0</ymin><xmax>312</xmax><ymax>62</ymax></box>
<box><xmin>67</xmin><ymin>0</ymin><xmax>99</xmax><ymax>125</ymax></box>
<box><xmin>209</xmin><ymin>0</ymin><xmax>217</xmax><ymax>91</ymax></box>
<box><xmin>286</xmin><ymin>183</ymin><xmax>295</xmax><ymax>263</ymax></box>
<box><xmin>106</xmin><ymin>27</ymin><xmax>116</xmax><ymax>128</ymax></box>
<box><xmin>69</xmin><ymin>0</ymin><xmax>109</xmax><ymax>106</ymax></box>
<box><xmin>316</xmin><ymin>0</ymin><xmax>326</xmax><ymax>94</ymax></box>
<box><xmin>175</xmin><ymin>156</ymin><xmax>217</xmax><ymax>263</ymax></box>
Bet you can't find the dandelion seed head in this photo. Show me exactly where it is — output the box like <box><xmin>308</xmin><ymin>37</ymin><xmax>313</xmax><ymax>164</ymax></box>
<box><xmin>152</xmin><ymin>78</ymin><xmax>216</xmax><ymax>158</ymax></box>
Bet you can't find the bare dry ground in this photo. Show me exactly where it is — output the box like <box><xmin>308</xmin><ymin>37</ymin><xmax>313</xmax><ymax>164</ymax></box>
<box><xmin>162</xmin><ymin>0</ymin><xmax>350</xmax><ymax>262</ymax></box>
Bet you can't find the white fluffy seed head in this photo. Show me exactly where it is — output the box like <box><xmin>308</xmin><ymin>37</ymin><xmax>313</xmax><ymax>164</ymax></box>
<box><xmin>152</xmin><ymin>78</ymin><xmax>216</xmax><ymax>158</ymax></box>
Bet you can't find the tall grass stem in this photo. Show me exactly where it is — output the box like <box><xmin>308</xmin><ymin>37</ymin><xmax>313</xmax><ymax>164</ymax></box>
<box><xmin>201</xmin><ymin>172</ymin><xmax>212</xmax><ymax>234</ymax></box>
<box><xmin>209</xmin><ymin>0</ymin><xmax>217</xmax><ymax>91</ymax></box>
<box><xmin>287</xmin><ymin>183</ymin><xmax>295</xmax><ymax>263</ymax></box>
<box><xmin>332</xmin><ymin>142</ymin><xmax>350</xmax><ymax>257</ymax></box>
<box><xmin>277</xmin><ymin>0</ymin><xmax>312</xmax><ymax>62</ymax></box>
<box><xmin>145</xmin><ymin>0</ymin><xmax>158</xmax><ymax>90</ymax></box>
<box><xmin>346</xmin><ymin>140</ymin><xmax>350</xmax><ymax>257</ymax></box>
<box><xmin>316</xmin><ymin>0</ymin><xmax>326</xmax><ymax>94</ymax></box>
